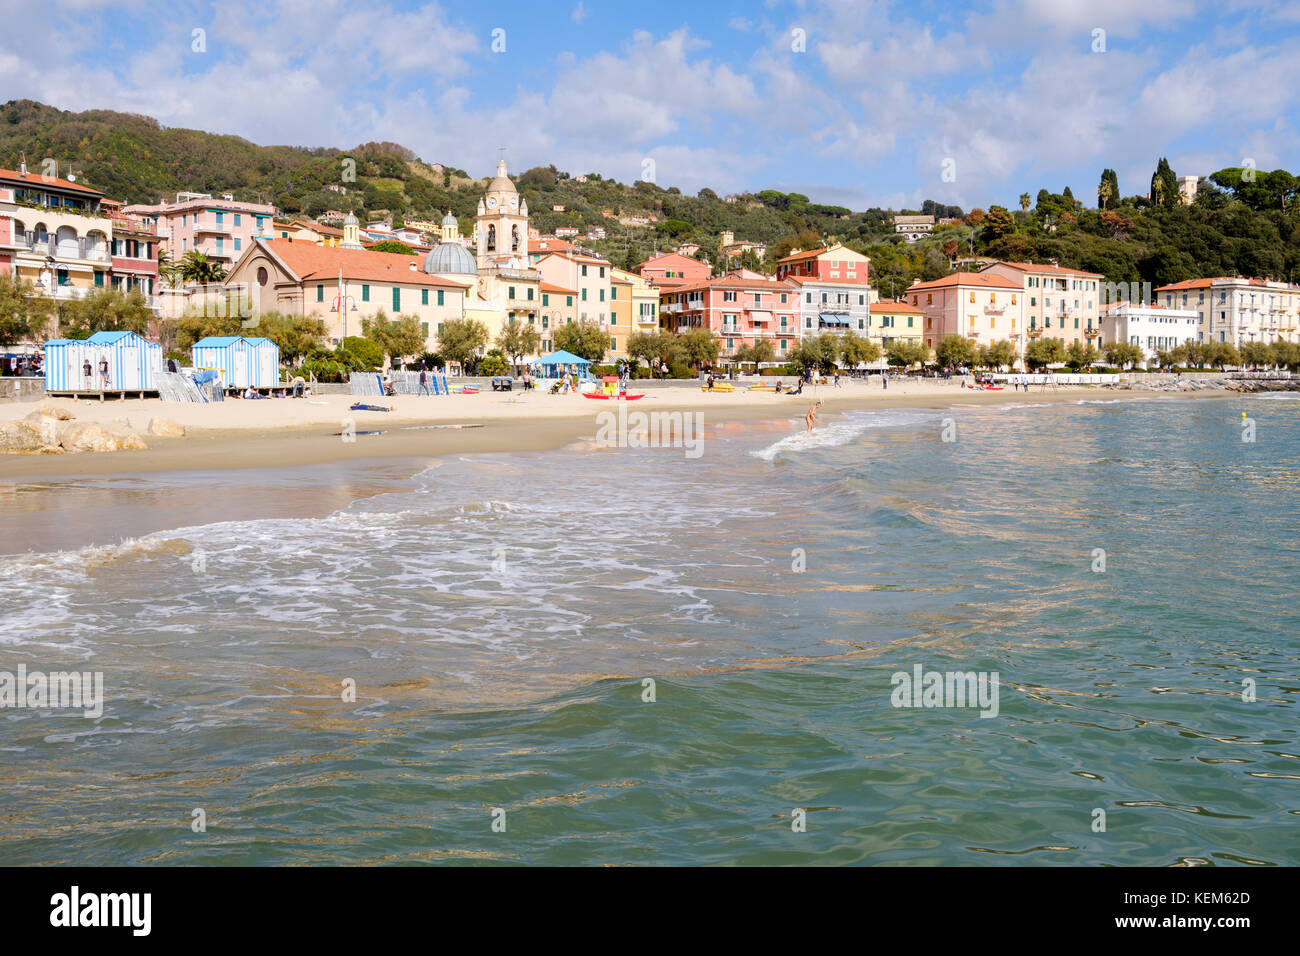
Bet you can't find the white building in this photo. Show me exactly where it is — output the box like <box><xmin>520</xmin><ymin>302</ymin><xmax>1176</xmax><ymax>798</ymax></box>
<box><xmin>893</xmin><ymin>214</ymin><xmax>935</xmax><ymax>242</ymax></box>
<box><xmin>1155</xmin><ymin>277</ymin><xmax>1300</xmax><ymax>345</ymax></box>
<box><xmin>1101</xmin><ymin>304</ymin><xmax>1200</xmax><ymax>365</ymax></box>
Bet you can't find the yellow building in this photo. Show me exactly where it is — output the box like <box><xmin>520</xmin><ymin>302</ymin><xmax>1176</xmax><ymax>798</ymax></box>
<box><xmin>868</xmin><ymin>300</ymin><xmax>926</xmax><ymax>347</ymax></box>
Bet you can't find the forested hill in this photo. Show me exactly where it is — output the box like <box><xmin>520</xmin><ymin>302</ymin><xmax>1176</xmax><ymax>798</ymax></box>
<box><xmin>3</xmin><ymin>99</ymin><xmax>1298</xmax><ymax>288</ymax></box>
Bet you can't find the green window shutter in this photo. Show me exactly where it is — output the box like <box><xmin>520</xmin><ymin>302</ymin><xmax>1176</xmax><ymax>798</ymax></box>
<box><xmin>567</xmin><ymin>296</ymin><xmax>573</xmax><ymax>307</ymax></box>
<box><xmin>362</xmin><ymin>284</ymin><xmax>370</xmax><ymax>302</ymax></box>
<box><xmin>393</xmin><ymin>287</ymin><xmax>400</xmax><ymax>311</ymax></box>
<box><xmin>422</xmin><ymin>289</ymin><xmax>428</xmax><ymax>306</ymax></box>
<box><xmin>437</xmin><ymin>290</ymin><xmax>444</xmax><ymax>306</ymax></box>
<box><xmin>317</xmin><ymin>284</ymin><xmax>324</xmax><ymax>302</ymax></box>
<box><xmin>543</xmin><ymin>294</ymin><xmax>549</xmax><ymax>306</ymax></box>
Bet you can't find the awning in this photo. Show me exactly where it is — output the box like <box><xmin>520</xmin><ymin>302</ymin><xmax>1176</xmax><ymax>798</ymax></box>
<box><xmin>818</xmin><ymin>311</ymin><xmax>851</xmax><ymax>328</ymax></box>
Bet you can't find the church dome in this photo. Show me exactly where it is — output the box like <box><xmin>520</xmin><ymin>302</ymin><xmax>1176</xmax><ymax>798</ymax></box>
<box><xmin>344</xmin><ymin>212</ymin><xmax>358</xmax><ymax>225</ymax></box>
<box><xmin>423</xmin><ymin>240</ymin><xmax>477</xmax><ymax>276</ymax></box>
<box><xmin>441</xmin><ymin>211</ymin><xmax>457</xmax><ymax>227</ymax></box>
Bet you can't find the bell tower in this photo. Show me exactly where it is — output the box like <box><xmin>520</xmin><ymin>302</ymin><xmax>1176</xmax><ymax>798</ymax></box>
<box><xmin>475</xmin><ymin>155</ymin><xmax>529</xmax><ymax>268</ymax></box>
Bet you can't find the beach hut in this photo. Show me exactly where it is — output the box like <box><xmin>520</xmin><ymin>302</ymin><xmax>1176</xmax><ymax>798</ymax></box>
<box><xmin>191</xmin><ymin>336</ymin><xmax>280</xmax><ymax>390</ymax></box>
<box><xmin>242</xmin><ymin>337</ymin><xmax>281</xmax><ymax>388</ymax></box>
<box><xmin>84</xmin><ymin>330</ymin><xmax>162</xmax><ymax>390</ymax></box>
<box><xmin>191</xmin><ymin>336</ymin><xmax>256</xmax><ymax>389</ymax></box>
<box><xmin>533</xmin><ymin>349</ymin><xmax>593</xmax><ymax>381</ymax></box>
<box><xmin>45</xmin><ymin>331</ymin><xmax>161</xmax><ymax>392</ymax></box>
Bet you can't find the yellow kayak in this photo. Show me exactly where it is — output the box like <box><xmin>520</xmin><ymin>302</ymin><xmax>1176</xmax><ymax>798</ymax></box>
<box><xmin>748</xmin><ymin>384</ymin><xmax>778</xmax><ymax>391</ymax></box>
<box><xmin>700</xmin><ymin>382</ymin><xmax>735</xmax><ymax>392</ymax></box>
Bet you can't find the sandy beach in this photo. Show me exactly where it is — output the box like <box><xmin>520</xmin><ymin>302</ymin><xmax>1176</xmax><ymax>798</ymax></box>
<box><xmin>0</xmin><ymin>378</ymin><xmax>1234</xmax><ymax>480</ymax></box>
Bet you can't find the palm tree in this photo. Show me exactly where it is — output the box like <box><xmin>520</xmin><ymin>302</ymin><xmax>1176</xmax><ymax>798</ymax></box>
<box><xmin>156</xmin><ymin>249</ymin><xmax>185</xmax><ymax>289</ymax></box>
<box><xmin>180</xmin><ymin>250</ymin><xmax>226</xmax><ymax>285</ymax></box>
<box><xmin>1019</xmin><ymin>192</ymin><xmax>1031</xmax><ymax>211</ymax></box>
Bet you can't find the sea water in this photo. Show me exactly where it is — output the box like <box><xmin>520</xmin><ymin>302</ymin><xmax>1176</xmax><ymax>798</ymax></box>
<box><xmin>0</xmin><ymin>395</ymin><xmax>1296</xmax><ymax>865</ymax></box>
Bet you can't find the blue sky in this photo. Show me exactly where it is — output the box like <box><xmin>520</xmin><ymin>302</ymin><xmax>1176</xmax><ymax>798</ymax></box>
<box><xmin>4</xmin><ymin>0</ymin><xmax>1300</xmax><ymax>211</ymax></box>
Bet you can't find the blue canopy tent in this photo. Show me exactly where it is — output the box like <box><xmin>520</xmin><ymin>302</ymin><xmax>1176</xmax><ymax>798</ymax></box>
<box><xmin>532</xmin><ymin>349</ymin><xmax>594</xmax><ymax>381</ymax></box>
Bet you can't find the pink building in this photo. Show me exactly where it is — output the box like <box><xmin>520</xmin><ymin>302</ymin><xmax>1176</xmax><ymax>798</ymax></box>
<box><xmin>634</xmin><ymin>252</ymin><xmax>711</xmax><ymax>293</ymax></box>
<box><xmin>101</xmin><ymin>200</ymin><xmax>159</xmax><ymax>306</ymax></box>
<box><xmin>775</xmin><ymin>242</ymin><xmax>871</xmax><ymax>284</ymax></box>
<box><xmin>660</xmin><ymin>273</ymin><xmax>800</xmax><ymax>362</ymax></box>
<box><xmin>123</xmin><ymin>192</ymin><xmax>277</xmax><ymax>270</ymax></box>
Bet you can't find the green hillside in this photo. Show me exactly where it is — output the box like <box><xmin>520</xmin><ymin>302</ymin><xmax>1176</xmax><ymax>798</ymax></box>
<box><xmin>4</xmin><ymin>100</ymin><xmax>1299</xmax><ymax>289</ymax></box>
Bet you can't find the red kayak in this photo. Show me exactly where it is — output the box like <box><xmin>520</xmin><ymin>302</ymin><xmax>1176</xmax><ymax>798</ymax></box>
<box><xmin>582</xmin><ymin>392</ymin><xmax>645</xmax><ymax>401</ymax></box>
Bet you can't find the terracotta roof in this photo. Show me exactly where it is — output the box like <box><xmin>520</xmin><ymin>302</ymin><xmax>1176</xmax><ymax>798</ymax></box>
<box><xmin>784</xmin><ymin>275</ymin><xmax>873</xmax><ymax>288</ymax></box>
<box><xmin>776</xmin><ymin>245</ymin><xmax>831</xmax><ymax>264</ymax></box>
<box><xmin>870</xmin><ymin>300</ymin><xmax>923</xmax><ymax>314</ymax></box>
<box><xmin>908</xmin><ymin>272</ymin><xmax>1021</xmax><ymax>292</ymax></box>
<box><xmin>667</xmin><ymin>274</ymin><xmax>795</xmax><ymax>296</ymax></box>
<box><xmin>540</xmin><ymin>282</ymin><xmax>576</xmax><ymax>294</ymax></box>
<box><xmin>634</xmin><ymin>251</ymin><xmax>708</xmax><ymax>272</ymax></box>
<box><xmin>986</xmin><ymin>260</ymin><xmax>1103</xmax><ymax>278</ymax></box>
<box><xmin>262</xmin><ymin>238</ymin><xmax>468</xmax><ymax>289</ymax></box>
<box><xmin>1152</xmin><ymin>276</ymin><xmax>1300</xmax><ymax>291</ymax></box>
<box><xmin>0</xmin><ymin>167</ymin><xmax>103</xmax><ymax>198</ymax></box>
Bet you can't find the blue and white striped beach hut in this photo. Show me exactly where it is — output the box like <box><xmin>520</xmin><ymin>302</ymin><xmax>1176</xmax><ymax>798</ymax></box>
<box><xmin>191</xmin><ymin>336</ymin><xmax>255</xmax><ymax>389</ymax></box>
<box><xmin>44</xmin><ymin>331</ymin><xmax>161</xmax><ymax>391</ymax></box>
<box><xmin>242</xmin><ymin>337</ymin><xmax>281</xmax><ymax>388</ymax></box>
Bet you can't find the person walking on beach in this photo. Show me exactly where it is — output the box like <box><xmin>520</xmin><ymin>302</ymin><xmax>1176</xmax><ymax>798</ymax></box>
<box><xmin>806</xmin><ymin>400</ymin><xmax>822</xmax><ymax>432</ymax></box>
<box><xmin>418</xmin><ymin>366</ymin><xmax>430</xmax><ymax>396</ymax></box>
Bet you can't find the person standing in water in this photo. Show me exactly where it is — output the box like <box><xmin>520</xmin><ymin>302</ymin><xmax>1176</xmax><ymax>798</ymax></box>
<box><xmin>806</xmin><ymin>400</ymin><xmax>822</xmax><ymax>432</ymax></box>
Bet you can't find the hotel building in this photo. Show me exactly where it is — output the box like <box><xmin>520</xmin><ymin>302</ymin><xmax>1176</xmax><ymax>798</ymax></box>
<box><xmin>1155</xmin><ymin>277</ymin><xmax>1300</xmax><ymax>345</ymax></box>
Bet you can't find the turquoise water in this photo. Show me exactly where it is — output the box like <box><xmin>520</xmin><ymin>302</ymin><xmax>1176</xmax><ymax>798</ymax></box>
<box><xmin>1</xmin><ymin>395</ymin><xmax>1298</xmax><ymax>865</ymax></box>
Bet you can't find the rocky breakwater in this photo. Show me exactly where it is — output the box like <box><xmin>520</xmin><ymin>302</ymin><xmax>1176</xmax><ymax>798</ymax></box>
<box><xmin>0</xmin><ymin>402</ymin><xmax>186</xmax><ymax>455</ymax></box>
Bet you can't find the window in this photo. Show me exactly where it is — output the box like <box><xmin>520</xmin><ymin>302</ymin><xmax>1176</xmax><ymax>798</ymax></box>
<box><xmin>805</xmin><ymin>292</ymin><xmax>812</xmax><ymax>304</ymax></box>
<box><xmin>780</xmin><ymin>339</ymin><xmax>787</xmax><ymax>351</ymax></box>
<box><xmin>805</xmin><ymin>317</ymin><xmax>813</xmax><ymax>329</ymax></box>
<box><xmin>566</xmin><ymin>296</ymin><xmax>573</xmax><ymax>307</ymax></box>
<box><xmin>542</xmin><ymin>317</ymin><xmax>549</xmax><ymax>329</ymax></box>
<box><xmin>599</xmin><ymin>289</ymin><xmax>605</xmax><ymax>302</ymax></box>
<box><xmin>780</xmin><ymin>293</ymin><xmax>788</xmax><ymax>304</ymax></box>
<box><xmin>94</xmin><ymin>270</ymin><xmax>104</xmax><ymax>287</ymax></box>
<box><xmin>362</xmin><ymin>285</ymin><xmax>370</xmax><ymax>302</ymax></box>
<box><xmin>317</xmin><ymin>284</ymin><xmax>324</xmax><ymax>302</ymax></box>
<box><xmin>216</xmin><ymin>212</ymin><xmax>224</xmax><ymax>226</ymax></box>
<box><xmin>599</xmin><ymin>267</ymin><xmax>605</xmax><ymax>278</ymax></box>
<box><xmin>725</xmin><ymin>291</ymin><xmax>737</xmax><ymax>302</ymax></box>
<box><xmin>611</xmin><ymin>338</ymin><xmax>617</xmax><ymax>349</ymax></box>
<box><xmin>969</xmin><ymin>291</ymin><xmax>975</xmax><ymax>304</ymax></box>
<box><xmin>437</xmin><ymin>290</ymin><xmax>445</xmax><ymax>306</ymax></box>
<box><xmin>727</xmin><ymin>339</ymin><xmax>734</xmax><ymax>349</ymax></box>
<box><xmin>927</xmin><ymin>294</ymin><xmax>933</xmax><ymax>305</ymax></box>
<box><xmin>542</xmin><ymin>293</ymin><xmax>549</xmax><ymax>306</ymax></box>
<box><xmin>216</xmin><ymin>237</ymin><xmax>224</xmax><ymax>253</ymax></box>
<box><xmin>393</xmin><ymin>287</ymin><xmax>400</xmax><ymax>311</ymax></box>
<box><xmin>581</xmin><ymin>265</ymin><xmax>588</xmax><ymax>277</ymax></box>
<box><xmin>234</xmin><ymin>214</ymin><xmax>242</xmax><ymax>227</ymax></box>
<box><xmin>859</xmin><ymin>295</ymin><xmax>865</xmax><ymax>305</ymax></box>
<box><xmin>421</xmin><ymin>322</ymin><xmax>429</xmax><ymax>337</ymax></box>
<box><xmin>234</xmin><ymin>238</ymin><xmax>241</xmax><ymax>252</ymax></box>
<box><xmin>509</xmin><ymin>286</ymin><xmax>516</xmax><ymax>299</ymax></box>
<box><xmin>421</xmin><ymin>289</ymin><xmax>429</xmax><ymax>306</ymax></box>
<box><xmin>1011</xmin><ymin>294</ymin><xmax>1016</xmax><ymax>304</ymax></box>
<box><xmin>907</xmin><ymin>317</ymin><xmax>913</xmax><ymax>327</ymax></box>
<box><xmin>527</xmin><ymin>288</ymin><xmax>534</xmax><ymax>300</ymax></box>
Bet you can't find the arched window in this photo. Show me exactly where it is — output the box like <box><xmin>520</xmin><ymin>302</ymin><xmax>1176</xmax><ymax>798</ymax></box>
<box><xmin>487</xmin><ymin>224</ymin><xmax>496</xmax><ymax>252</ymax></box>
<box><xmin>511</xmin><ymin>225</ymin><xmax>520</xmax><ymax>252</ymax></box>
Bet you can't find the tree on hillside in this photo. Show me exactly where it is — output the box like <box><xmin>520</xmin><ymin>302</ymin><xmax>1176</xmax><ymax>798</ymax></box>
<box><xmin>496</xmin><ymin>318</ymin><xmax>542</xmax><ymax>372</ymax></box>
<box><xmin>1019</xmin><ymin>193</ymin><xmax>1031</xmax><ymax>211</ymax></box>
<box><xmin>1098</xmin><ymin>168</ymin><xmax>1119</xmax><ymax>209</ymax></box>
<box><xmin>553</xmin><ymin>319</ymin><xmax>611</xmax><ymax>363</ymax></box>
<box><xmin>982</xmin><ymin>205</ymin><xmax>1016</xmax><ymax>242</ymax></box>
<box><xmin>370</xmin><ymin>240</ymin><xmax>414</xmax><ymax>255</ymax></box>
<box><xmin>1150</xmin><ymin>157</ymin><xmax>1178</xmax><ymax>208</ymax></box>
